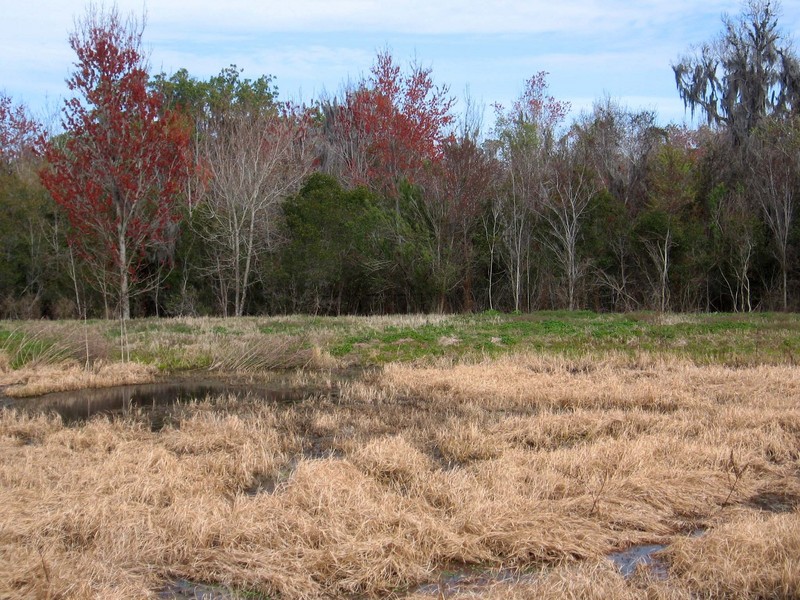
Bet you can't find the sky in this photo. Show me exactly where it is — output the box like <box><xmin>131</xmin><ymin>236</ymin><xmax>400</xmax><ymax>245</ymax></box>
<box><xmin>2</xmin><ymin>0</ymin><xmax>799</xmax><ymax>131</ymax></box>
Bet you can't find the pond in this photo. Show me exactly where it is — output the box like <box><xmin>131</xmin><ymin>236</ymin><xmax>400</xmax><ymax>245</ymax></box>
<box><xmin>0</xmin><ymin>380</ymin><xmax>309</xmax><ymax>427</ymax></box>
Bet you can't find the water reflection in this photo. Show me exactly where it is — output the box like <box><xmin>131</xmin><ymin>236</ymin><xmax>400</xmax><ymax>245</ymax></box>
<box><xmin>608</xmin><ymin>543</ymin><xmax>669</xmax><ymax>579</ymax></box>
<box><xmin>413</xmin><ymin>564</ymin><xmax>538</xmax><ymax>596</ymax></box>
<box><xmin>4</xmin><ymin>381</ymin><xmax>306</xmax><ymax>425</ymax></box>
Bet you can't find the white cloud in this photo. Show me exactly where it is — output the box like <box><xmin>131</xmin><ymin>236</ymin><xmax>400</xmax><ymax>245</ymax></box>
<box><xmin>142</xmin><ymin>0</ymin><xmax>742</xmax><ymax>36</ymax></box>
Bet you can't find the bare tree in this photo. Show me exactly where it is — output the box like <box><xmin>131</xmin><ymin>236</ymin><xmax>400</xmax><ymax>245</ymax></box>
<box><xmin>713</xmin><ymin>186</ymin><xmax>758</xmax><ymax>312</ymax></box>
<box><xmin>594</xmin><ymin>236</ymin><xmax>639</xmax><ymax>312</ymax></box>
<box><xmin>573</xmin><ymin>100</ymin><xmax>665</xmax><ymax>310</ymax></box>
<box><xmin>482</xmin><ymin>196</ymin><xmax>503</xmax><ymax>311</ymax></box>
<box><xmin>643</xmin><ymin>229</ymin><xmax>675</xmax><ymax>313</ymax></box>
<box><xmin>318</xmin><ymin>93</ymin><xmax>371</xmax><ymax>188</ymax></box>
<box><xmin>578</xmin><ymin>98</ymin><xmax>660</xmax><ymax>209</ymax></box>
<box><xmin>495</xmin><ymin>162</ymin><xmax>535</xmax><ymax>312</ymax></box>
<box><xmin>419</xmin><ymin>131</ymin><xmax>498</xmax><ymax>313</ymax></box>
<box><xmin>538</xmin><ymin>133</ymin><xmax>595</xmax><ymax>310</ymax></box>
<box><xmin>748</xmin><ymin>117</ymin><xmax>799</xmax><ymax>310</ymax></box>
<box><xmin>491</xmin><ymin>73</ymin><xmax>570</xmax><ymax>311</ymax></box>
<box><xmin>200</xmin><ymin>106</ymin><xmax>314</xmax><ymax>316</ymax></box>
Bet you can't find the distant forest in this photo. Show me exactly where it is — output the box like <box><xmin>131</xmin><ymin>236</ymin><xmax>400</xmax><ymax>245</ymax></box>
<box><xmin>2</xmin><ymin>0</ymin><xmax>800</xmax><ymax>319</ymax></box>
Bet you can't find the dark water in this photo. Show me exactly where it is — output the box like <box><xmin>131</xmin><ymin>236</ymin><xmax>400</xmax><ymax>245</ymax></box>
<box><xmin>1</xmin><ymin>380</ymin><xmax>307</xmax><ymax>425</ymax></box>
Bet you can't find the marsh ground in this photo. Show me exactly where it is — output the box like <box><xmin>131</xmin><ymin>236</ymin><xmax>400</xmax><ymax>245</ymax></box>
<box><xmin>1</xmin><ymin>313</ymin><xmax>799</xmax><ymax>598</ymax></box>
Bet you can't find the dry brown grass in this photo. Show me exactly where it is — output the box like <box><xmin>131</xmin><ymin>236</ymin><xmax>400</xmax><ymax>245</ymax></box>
<box><xmin>667</xmin><ymin>509</ymin><xmax>800</xmax><ymax>598</ymax></box>
<box><xmin>0</xmin><ymin>317</ymin><xmax>341</xmax><ymax>386</ymax></box>
<box><xmin>0</xmin><ymin>360</ymin><xmax>157</xmax><ymax>397</ymax></box>
<box><xmin>405</xmin><ymin>561</ymin><xmax>655</xmax><ymax>600</ymax></box>
<box><xmin>1</xmin><ymin>352</ymin><xmax>799</xmax><ymax>598</ymax></box>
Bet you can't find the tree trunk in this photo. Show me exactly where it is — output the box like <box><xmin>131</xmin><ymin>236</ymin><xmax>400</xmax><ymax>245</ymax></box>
<box><xmin>119</xmin><ymin>227</ymin><xmax>130</xmax><ymax>320</ymax></box>
<box><xmin>660</xmin><ymin>231</ymin><xmax>671</xmax><ymax>312</ymax></box>
<box><xmin>463</xmin><ymin>265</ymin><xmax>473</xmax><ymax>313</ymax></box>
<box><xmin>783</xmin><ymin>260</ymin><xmax>788</xmax><ymax>311</ymax></box>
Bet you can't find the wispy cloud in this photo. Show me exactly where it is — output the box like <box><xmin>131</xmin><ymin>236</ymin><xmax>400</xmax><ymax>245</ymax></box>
<box><xmin>145</xmin><ymin>0</ymin><xmax>741</xmax><ymax>36</ymax></box>
<box><xmin>2</xmin><ymin>0</ymin><xmax>793</xmax><ymax>127</ymax></box>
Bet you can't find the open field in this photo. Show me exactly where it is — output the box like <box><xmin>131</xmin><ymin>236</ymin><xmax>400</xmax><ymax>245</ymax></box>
<box><xmin>3</xmin><ymin>311</ymin><xmax>800</xmax><ymax>386</ymax></box>
<box><xmin>1</xmin><ymin>313</ymin><xmax>800</xmax><ymax>598</ymax></box>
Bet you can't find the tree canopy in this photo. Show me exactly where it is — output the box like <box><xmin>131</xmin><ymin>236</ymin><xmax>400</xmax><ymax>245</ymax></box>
<box><xmin>3</xmin><ymin>3</ymin><xmax>800</xmax><ymax>317</ymax></box>
<box><xmin>673</xmin><ymin>0</ymin><xmax>800</xmax><ymax>143</ymax></box>
<box><xmin>38</xmin><ymin>6</ymin><xmax>192</xmax><ymax>320</ymax></box>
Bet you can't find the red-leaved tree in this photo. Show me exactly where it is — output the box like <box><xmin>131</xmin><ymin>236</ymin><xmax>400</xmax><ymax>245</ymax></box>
<box><xmin>0</xmin><ymin>94</ymin><xmax>41</xmax><ymax>170</ymax></box>
<box><xmin>325</xmin><ymin>50</ymin><xmax>455</xmax><ymax>197</ymax></box>
<box><xmin>39</xmin><ymin>6</ymin><xmax>191</xmax><ymax>319</ymax></box>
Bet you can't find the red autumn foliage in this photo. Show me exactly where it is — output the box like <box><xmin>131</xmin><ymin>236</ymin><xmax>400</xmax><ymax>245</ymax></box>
<box><xmin>517</xmin><ymin>71</ymin><xmax>571</xmax><ymax>133</ymax></box>
<box><xmin>38</xmin><ymin>8</ymin><xmax>192</xmax><ymax>318</ymax></box>
<box><xmin>333</xmin><ymin>50</ymin><xmax>455</xmax><ymax>194</ymax></box>
<box><xmin>0</xmin><ymin>93</ymin><xmax>41</xmax><ymax>168</ymax></box>
<box><xmin>494</xmin><ymin>71</ymin><xmax>571</xmax><ymax>143</ymax></box>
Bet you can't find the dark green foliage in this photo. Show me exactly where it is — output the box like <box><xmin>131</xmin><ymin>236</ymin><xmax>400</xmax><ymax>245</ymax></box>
<box><xmin>277</xmin><ymin>174</ymin><xmax>388</xmax><ymax>314</ymax></box>
<box><xmin>0</xmin><ymin>170</ymin><xmax>76</xmax><ymax>319</ymax></box>
<box><xmin>0</xmin><ymin>173</ymin><xmax>43</xmax><ymax>303</ymax></box>
<box><xmin>152</xmin><ymin>65</ymin><xmax>277</xmax><ymax>120</ymax></box>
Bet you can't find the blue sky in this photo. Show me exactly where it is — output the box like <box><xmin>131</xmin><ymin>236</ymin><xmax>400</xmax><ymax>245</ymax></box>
<box><xmin>3</xmin><ymin>1</ymin><xmax>798</xmax><ymax>130</ymax></box>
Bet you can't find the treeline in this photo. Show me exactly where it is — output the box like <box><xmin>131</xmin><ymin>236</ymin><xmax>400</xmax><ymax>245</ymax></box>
<box><xmin>1</xmin><ymin>1</ymin><xmax>800</xmax><ymax>319</ymax></box>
